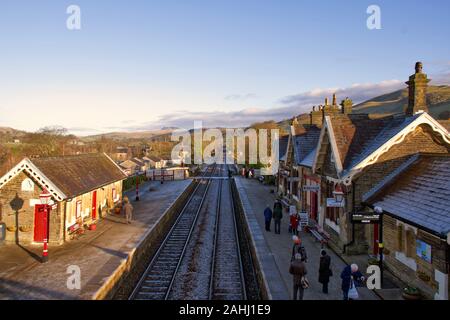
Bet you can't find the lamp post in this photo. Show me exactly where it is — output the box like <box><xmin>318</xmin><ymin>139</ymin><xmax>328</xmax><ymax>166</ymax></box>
<box><xmin>333</xmin><ymin>184</ymin><xmax>345</xmax><ymax>204</ymax></box>
<box><xmin>39</xmin><ymin>188</ymin><xmax>51</xmax><ymax>263</ymax></box>
<box><xmin>135</xmin><ymin>174</ymin><xmax>140</xmax><ymax>201</ymax></box>
<box><xmin>374</xmin><ymin>206</ymin><xmax>384</xmax><ymax>287</ymax></box>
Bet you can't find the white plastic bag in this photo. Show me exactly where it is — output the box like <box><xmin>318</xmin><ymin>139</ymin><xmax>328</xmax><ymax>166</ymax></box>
<box><xmin>348</xmin><ymin>280</ymin><xmax>359</xmax><ymax>300</ymax></box>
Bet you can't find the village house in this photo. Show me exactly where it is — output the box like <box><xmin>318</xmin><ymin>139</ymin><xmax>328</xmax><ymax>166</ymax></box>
<box><xmin>364</xmin><ymin>154</ymin><xmax>450</xmax><ymax>300</ymax></box>
<box><xmin>310</xmin><ymin>63</ymin><xmax>450</xmax><ymax>254</ymax></box>
<box><xmin>112</xmin><ymin>146</ymin><xmax>130</xmax><ymax>162</ymax></box>
<box><xmin>0</xmin><ymin>153</ymin><xmax>127</xmax><ymax>245</ymax></box>
<box><xmin>278</xmin><ymin>94</ymin><xmax>352</xmax><ymax>221</ymax></box>
<box><xmin>143</xmin><ymin>155</ymin><xmax>167</xmax><ymax>169</ymax></box>
<box><xmin>277</xmin><ymin>63</ymin><xmax>450</xmax><ymax>299</ymax></box>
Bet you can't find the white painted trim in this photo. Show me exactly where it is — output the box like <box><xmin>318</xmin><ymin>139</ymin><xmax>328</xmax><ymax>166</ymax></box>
<box><xmin>0</xmin><ymin>158</ymin><xmax>66</xmax><ymax>201</ymax></box>
<box><xmin>342</xmin><ymin>112</ymin><xmax>450</xmax><ymax>185</ymax></box>
<box><xmin>434</xmin><ymin>270</ymin><xmax>449</xmax><ymax>300</ymax></box>
<box><xmin>325</xmin><ymin>116</ymin><xmax>344</xmax><ymax>175</ymax></box>
<box><xmin>312</xmin><ymin>117</ymin><xmax>343</xmax><ymax>176</ymax></box>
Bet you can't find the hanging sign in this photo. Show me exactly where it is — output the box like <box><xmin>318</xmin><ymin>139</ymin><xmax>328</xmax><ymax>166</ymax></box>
<box><xmin>351</xmin><ymin>212</ymin><xmax>380</xmax><ymax>224</ymax></box>
<box><xmin>303</xmin><ymin>185</ymin><xmax>320</xmax><ymax>192</ymax></box>
<box><xmin>326</xmin><ymin>198</ymin><xmax>345</xmax><ymax>208</ymax></box>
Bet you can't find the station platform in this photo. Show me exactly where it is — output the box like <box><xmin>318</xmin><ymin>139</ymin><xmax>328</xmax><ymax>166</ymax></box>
<box><xmin>0</xmin><ymin>180</ymin><xmax>192</xmax><ymax>300</ymax></box>
<box><xmin>234</xmin><ymin>177</ymin><xmax>380</xmax><ymax>300</ymax></box>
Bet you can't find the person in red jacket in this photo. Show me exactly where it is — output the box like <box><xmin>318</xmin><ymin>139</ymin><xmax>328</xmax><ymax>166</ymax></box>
<box><xmin>290</xmin><ymin>213</ymin><xmax>299</xmax><ymax>236</ymax></box>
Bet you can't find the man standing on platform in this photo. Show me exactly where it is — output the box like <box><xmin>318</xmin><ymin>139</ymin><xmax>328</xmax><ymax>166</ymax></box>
<box><xmin>273</xmin><ymin>199</ymin><xmax>283</xmax><ymax>234</ymax></box>
<box><xmin>263</xmin><ymin>204</ymin><xmax>273</xmax><ymax>232</ymax></box>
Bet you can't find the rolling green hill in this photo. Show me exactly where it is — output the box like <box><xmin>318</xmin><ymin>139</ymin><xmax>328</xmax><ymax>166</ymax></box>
<box><xmin>353</xmin><ymin>85</ymin><xmax>450</xmax><ymax>119</ymax></box>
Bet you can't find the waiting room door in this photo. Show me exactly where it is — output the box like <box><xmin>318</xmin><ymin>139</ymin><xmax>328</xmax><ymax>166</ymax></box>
<box><xmin>34</xmin><ymin>204</ymin><xmax>49</xmax><ymax>243</ymax></box>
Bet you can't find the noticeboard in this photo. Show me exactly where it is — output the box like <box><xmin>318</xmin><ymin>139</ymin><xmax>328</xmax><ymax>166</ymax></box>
<box><xmin>299</xmin><ymin>212</ymin><xmax>309</xmax><ymax>228</ymax></box>
<box><xmin>416</xmin><ymin>240</ymin><xmax>432</xmax><ymax>263</ymax></box>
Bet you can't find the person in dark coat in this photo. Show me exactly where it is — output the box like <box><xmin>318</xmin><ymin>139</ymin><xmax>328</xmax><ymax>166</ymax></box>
<box><xmin>318</xmin><ymin>250</ymin><xmax>332</xmax><ymax>294</ymax></box>
<box><xmin>289</xmin><ymin>254</ymin><xmax>308</xmax><ymax>300</ymax></box>
<box><xmin>340</xmin><ymin>264</ymin><xmax>364</xmax><ymax>300</ymax></box>
<box><xmin>263</xmin><ymin>205</ymin><xmax>273</xmax><ymax>232</ymax></box>
<box><xmin>273</xmin><ymin>200</ymin><xmax>283</xmax><ymax>234</ymax></box>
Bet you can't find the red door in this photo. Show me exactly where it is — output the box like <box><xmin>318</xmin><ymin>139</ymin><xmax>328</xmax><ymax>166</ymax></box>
<box><xmin>34</xmin><ymin>205</ymin><xmax>49</xmax><ymax>243</ymax></box>
<box><xmin>92</xmin><ymin>191</ymin><xmax>97</xmax><ymax>220</ymax></box>
<box><xmin>373</xmin><ymin>223</ymin><xmax>379</xmax><ymax>255</ymax></box>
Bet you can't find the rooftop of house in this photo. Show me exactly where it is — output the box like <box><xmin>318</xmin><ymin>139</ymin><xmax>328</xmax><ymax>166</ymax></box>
<box><xmin>365</xmin><ymin>154</ymin><xmax>450</xmax><ymax>238</ymax></box>
<box><xmin>30</xmin><ymin>153</ymin><xmax>127</xmax><ymax>199</ymax></box>
<box><xmin>279</xmin><ymin>135</ymin><xmax>289</xmax><ymax>161</ymax></box>
<box><xmin>292</xmin><ymin>125</ymin><xmax>321</xmax><ymax>167</ymax></box>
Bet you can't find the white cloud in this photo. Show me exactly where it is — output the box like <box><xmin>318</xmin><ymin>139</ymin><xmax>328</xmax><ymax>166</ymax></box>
<box><xmin>281</xmin><ymin>80</ymin><xmax>405</xmax><ymax>107</ymax></box>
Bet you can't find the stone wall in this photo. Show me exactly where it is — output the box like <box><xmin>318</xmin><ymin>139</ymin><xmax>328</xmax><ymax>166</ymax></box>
<box><xmin>382</xmin><ymin>215</ymin><xmax>449</xmax><ymax>299</ymax></box>
<box><xmin>0</xmin><ymin>171</ymin><xmax>64</xmax><ymax>244</ymax></box>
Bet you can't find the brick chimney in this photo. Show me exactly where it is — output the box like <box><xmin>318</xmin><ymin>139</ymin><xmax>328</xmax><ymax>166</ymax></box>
<box><xmin>332</xmin><ymin>93</ymin><xmax>337</xmax><ymax>106</ymax></box>
<box><xmin>341</xmin><ymin>97</ymin><xmax>353</xmax><ymax>114</ymax></box>
<box><xmin>310</xmin><ymin>105</ymin><xmax>323</xmax><ymax>126</ymax></box>
<box><xmin>405</xmin><ymin>62</ymin><xmax>430</xmax><ymax>116</ymax></box>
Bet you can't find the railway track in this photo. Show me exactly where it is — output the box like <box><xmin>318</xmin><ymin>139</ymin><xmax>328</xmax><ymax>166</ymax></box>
<box><xmin>209</xmin><ymin>174</ymin><xmax>246</xmax><ymax>300</ymax></box>
<box><xmin>129</xmin><ymin>165</ymin><xmax>216</xmax><ymax>300</ymax></box>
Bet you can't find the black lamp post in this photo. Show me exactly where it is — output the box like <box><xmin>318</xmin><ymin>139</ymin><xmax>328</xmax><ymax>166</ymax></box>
<box><xmin>374</xmin><ymin>206</ymin><xmax>384</xmax><ymax>287</ymax></box>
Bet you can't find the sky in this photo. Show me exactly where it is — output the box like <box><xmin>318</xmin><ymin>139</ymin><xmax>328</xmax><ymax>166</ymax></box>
<box><xmin>0</xmin><ymin>0</ymin><xmax>450</xmax><ymax>135</ymax></box>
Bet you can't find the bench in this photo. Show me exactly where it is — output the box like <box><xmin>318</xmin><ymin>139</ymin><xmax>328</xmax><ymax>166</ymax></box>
<box><xmin>309</xmin><ymin>228</ymin><xmax>330</xmax><ymax>248</ymax></box>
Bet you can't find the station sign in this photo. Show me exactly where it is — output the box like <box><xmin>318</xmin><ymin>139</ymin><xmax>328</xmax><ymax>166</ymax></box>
<box><xmin>303</xmin><ymin>185</ymin><xmax>320</xmax><ymax>192</ymax></box>
<box><xmin>351</xmin><ymin>212</ymin><xmax>380</xmax><ymax>224</ymax></box>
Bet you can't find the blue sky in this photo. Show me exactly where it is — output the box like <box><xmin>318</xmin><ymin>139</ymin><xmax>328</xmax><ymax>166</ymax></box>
<box><xmin>0</xmin><ymin>0</ymin><xmax>449</xmax><ymax>135</ymax></box>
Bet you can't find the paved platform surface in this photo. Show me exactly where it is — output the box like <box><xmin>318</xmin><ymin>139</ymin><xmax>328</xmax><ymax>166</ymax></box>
<box><xmin>0</xmin><ymin>180</ymin><xmax>191</xmax><ymax>300</ymax></box>
<box><xmin>235</xmin><ymin>177</ymin><xmax>380</xmax><ymax>300</ymax></box>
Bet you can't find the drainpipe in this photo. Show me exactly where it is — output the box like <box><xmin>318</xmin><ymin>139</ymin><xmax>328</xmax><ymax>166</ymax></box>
<box><xmin>343</xmin><ymin>181</ymin><xmax>356</xmax><ymax>254</ymax></box>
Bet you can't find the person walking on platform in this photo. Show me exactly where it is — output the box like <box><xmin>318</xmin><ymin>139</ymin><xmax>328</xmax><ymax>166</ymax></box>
<box><xmin>290</xmin><ymin>212</ymin><xmax>299</xmax><ymax>236</ymax></box>
<box><xmin>318</xmin><ymin>249</ymin><xmax>332</xmax><ymax>294</ymax></box>
<box><xmin>123</xmin><ymin>196</ymin><xmax>134</xmax><ymax>224</ymax></box>
<box><xmin>289</xmin><ymin>253</ymin><xmax>308</xmax><ymax>300</ymax></box>
<box><xmin>291</xmin><ymin>236</ymin><xmax>308</xmax><ymax>262</ymax></box>
<box><xmin>263</xmin><ymin>205</ymin><xmax>273</xmax><ymax>232</ymax></box>
<box><xmin>273</xmin><ymin>200</ymin><xmax>283</xmax><ymax>234</ymax></box>
<box><xmin>340</xmin><ymin>264</ymin><xmax>364</xmax><ymax>300</ymax></box>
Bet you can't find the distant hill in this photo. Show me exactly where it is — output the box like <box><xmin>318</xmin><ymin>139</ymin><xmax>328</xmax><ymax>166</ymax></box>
<box><xmin>353</xmin><ymin>85</ymin><xmax>450</xmax><ymax>119</ymax></box>
<box><xmin>0</xmin><ymin>127</ymin><xmax>26</xmax><ymax>136</ymax></box>
<box><xmin>81</xmin><ymin>128</ymin><xmax>177</xmax><ymax>142</ymax></box>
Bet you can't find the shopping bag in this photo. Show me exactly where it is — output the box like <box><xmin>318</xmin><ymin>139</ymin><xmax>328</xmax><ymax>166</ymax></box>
<box><xmin>348</xmin><ymin>280</ymin><xmax>359</xmax><ymax>300</ymax></box>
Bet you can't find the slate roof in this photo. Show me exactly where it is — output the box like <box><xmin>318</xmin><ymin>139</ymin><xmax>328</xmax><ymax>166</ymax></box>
<box><xmin>438</xmin><ymin>120</ymin><xmax>450</xmax><ymax>132</ymax></box>
<box><xmin>32</xmin><ymin>153</ymin><xmax>127</xmax><ymax>198</ymax></box>
<box><xmin>292</xmin><ymin>126</ymin><xmax>321</xmax><ymax>166</ymax></box>
<box><xmin>279</xmin><ymin>135</ymin><xmax>289</xmax><ymax>161</ymax></box>
<box><xmin>327</xmin><ymin>113</ymin><xmax>423</xmax><ymax>175</ymax></box>
<box><xmin>365</xmin><ymin>154</ymin><xmax>450</xmax><ymax>238</ymax></box>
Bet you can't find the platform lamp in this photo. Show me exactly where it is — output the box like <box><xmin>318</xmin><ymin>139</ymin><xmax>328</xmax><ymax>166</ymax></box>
<box><xmin>39</xmin><ymin>188</ymin><xmax>52</xmax><ymax>263</ymax></box>
<box><xmin>333</xmin><ymin>184</ymin><xmax>345</xmax><ymax>204</ymax></box>
<box><xmin>135</xmin><ymin>173</ymin><xmax>140</xmax><ymax>201</ymax></box>
<box><xmin>374</xmin><ymin>206</ymin><xmax>384</xmax><ymax>287</ymax></box>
